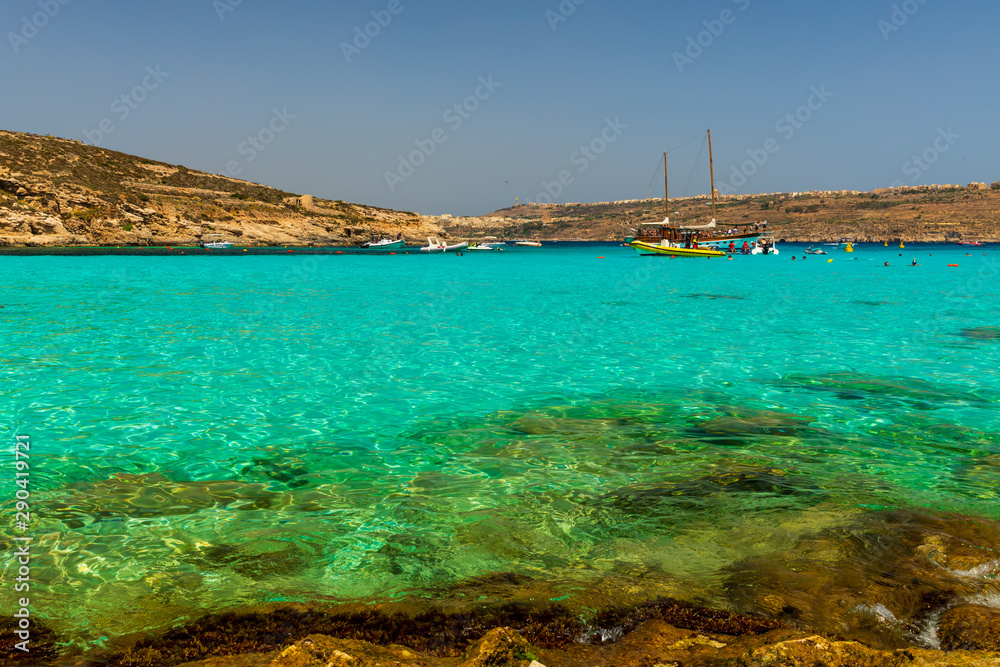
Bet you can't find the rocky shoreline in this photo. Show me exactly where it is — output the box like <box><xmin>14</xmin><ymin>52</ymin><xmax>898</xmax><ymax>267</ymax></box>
<box><xmin>6</xmin><ymin>508</ymin><xmax>1000</xmax><ymax>667</ymax></box>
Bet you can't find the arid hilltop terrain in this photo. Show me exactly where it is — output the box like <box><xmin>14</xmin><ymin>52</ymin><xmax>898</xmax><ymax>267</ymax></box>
<box><xmin>0</xmin><ymin>130</ymin><xmax>447</xmax><ymax>247</ymax></box>
<box><xmin>450</xmin><ymin>185</ymin><xmax>1000</xmax><ymax>243</ymax></box>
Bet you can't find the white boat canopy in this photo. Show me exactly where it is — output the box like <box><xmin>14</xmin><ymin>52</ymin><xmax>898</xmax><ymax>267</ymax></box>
<box><xmin>680</xmin><ymin>219</ymin><xmax>717</xmax><ymax>230</ymax></box>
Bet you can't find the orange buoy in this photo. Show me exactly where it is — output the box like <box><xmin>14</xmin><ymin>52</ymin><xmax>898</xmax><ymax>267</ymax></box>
<box><xmin>948</xmin><ymin>264</ymin><xmax>959</xmax><ymax>267</ymax></box>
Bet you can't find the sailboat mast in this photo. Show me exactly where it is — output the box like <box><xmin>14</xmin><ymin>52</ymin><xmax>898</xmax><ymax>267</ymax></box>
<box><xmin>707</xmin><ymin>129</ymin><xmax>717</xmax><ymax>221</ymax></box>
<box><xmin>663</xmin><ymin>152</ymin><xmax>669</xmax><ymax>220</ymax></box>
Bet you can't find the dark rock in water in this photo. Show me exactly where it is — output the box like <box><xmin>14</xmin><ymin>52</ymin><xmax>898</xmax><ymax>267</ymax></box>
<box><xmin>939</xmin><ymin>605</ymin><xmax>1000</xmax><ymax>651</ymax></box>
<box><xmin>600</xmin><ymin>466</ymin><xmax>818</xmax><ymax>515</ymax></box>
<box><xmin>691</xmin><ymin>411</ymin><xmax>828</xmax><ymax>440</ymax></box>
<box><xmin>190</xmin><ymin>540</ymin><xmax>312</xmax><ymax>579</ymax></box>
<box><xmin>47</xmin><ymin>473</ymin><xmax>280</xmax><ymax>523</ymax></box>
<box><xmin>685</xmin><ymin>293</ymin><xmax>747</xmax><ymax>300</ymax></box>
<box><xmin>723</xmin><ymin>509</ymin><xmax>1000</xmax><ymax>650</ymax></box>
<box><xmin>958</xmin><ymin>326</ymin><xmax>1000</xmax><ymax>340</ymax></box>
<box><xmin>767</xmin><ymin>372</ymin><xmax>987</xmax><ymax>408</ymax></box>
<box><xmin>852</xmin><ymin>300</ymin><xmax>895</xmax><ymax>306</ymax></box>
<box><xmin>0</xmin><ymin>617</ymin><xmax>60</xmax><ymax>664</ymax></box>
<box><xmin>242</xmin><ymin>457</ymin><xmax>312</xmax><ymax>488</ymax></box>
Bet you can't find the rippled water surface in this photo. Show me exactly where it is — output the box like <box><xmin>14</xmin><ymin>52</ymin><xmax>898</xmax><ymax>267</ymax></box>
<box><xmin>2</xmin><ymin>243</ymin><xmax>999</xmax><ymax>649</ymax></box>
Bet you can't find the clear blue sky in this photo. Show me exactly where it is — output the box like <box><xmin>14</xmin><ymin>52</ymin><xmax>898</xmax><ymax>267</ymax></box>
<box><xmin>2</xmin><ymin>0</ymin><xmax>996</xmax><ymax>215</ymax></box>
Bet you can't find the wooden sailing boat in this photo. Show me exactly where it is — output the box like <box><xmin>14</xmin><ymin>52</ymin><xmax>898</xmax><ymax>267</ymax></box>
<box><xmin>630</xmin><ymin>130</ymin><xmax>765</xmax><ymax>256</ymax></box>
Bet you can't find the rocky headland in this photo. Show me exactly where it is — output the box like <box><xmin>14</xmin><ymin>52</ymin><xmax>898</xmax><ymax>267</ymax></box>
<box><xmin>0</xmin><ymin>130</ymin><xmax>447</xmax><ymax>247</ymax></box>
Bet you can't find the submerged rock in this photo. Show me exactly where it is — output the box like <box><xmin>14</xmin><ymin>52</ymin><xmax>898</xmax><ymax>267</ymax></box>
<box><xmin>48</xmin><ymin>472</ymin><xmax>281</xmax><ymax>523</ymax></box>
<box><xmin>958</xmin><ymin>326</ymin><xmax>1000</xmax><ymax>341</ymax></box>
<box><xmin>939</xmin><ymin>605</ymin><xmax>1000</xmax><ymax>651</ymax></box>
<box><xmin>599</xmin><ymin>465</ymin><xmax>818</xmax><ymax>515</ymax></box>
<box><xmin>767</xmin><ymin>372</ymin><xmax>988</xmax><ymax>408</ymax></box>
<box><xmin>724</xmin><ymin>509</ymin><xmax>1000</xmax><ymax>650</ymax></box>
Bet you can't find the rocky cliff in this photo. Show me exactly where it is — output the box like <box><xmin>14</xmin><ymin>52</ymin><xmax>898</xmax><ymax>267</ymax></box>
<box><xmin>0</xmin><ymin>130</ymin><xmax>447</xmax><ymax>247</ymax></box>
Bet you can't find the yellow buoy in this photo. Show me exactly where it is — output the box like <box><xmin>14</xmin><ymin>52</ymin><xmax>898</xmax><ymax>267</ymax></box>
<box><xmin>884</xmin><ymin>241</ymin><xmax>887</xmax><ymax>246</ymax></box>
<box><xmin>899</xmin><ymin>241</ymin><xmax>905</xmax><ymax>248</ymax></box>
<box><xmin>845</xmin><ymin>243</ymin><xmax>854</xmax><ymax>252</ymax></box>
<box><xmin>827</xmin><ymin>258</ymin><xmax>833</xmax><ymax>263</ymax></box>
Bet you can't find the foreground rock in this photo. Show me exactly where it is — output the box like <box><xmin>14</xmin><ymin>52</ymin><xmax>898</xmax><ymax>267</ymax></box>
<box><xmin>724</xmin><ymin>509</ymin><xmax>1000</xmax><ymax>650</ymax></box>
<box><xmin>167</xmin><ymin>624</ymin><xmax>1000</xmax><ymax>667</ymax></box>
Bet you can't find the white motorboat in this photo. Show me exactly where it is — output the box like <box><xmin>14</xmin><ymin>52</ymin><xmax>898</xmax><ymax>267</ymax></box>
<box><xmin>468</xmin><ymin>243</ymin><xmax>504</xmax><ymax>252</ymax></box>
<box><xmin>804</xmin><ymin>245</ymin><xmax>827</xmax><ymax>255</ymax></box>
<box><xmin>200</xmin><ymin>234</ymin><xmax>233</xmax><ymax>249</ymax></box>
<box><xmin>362</xmin><ymin>238</ymin><xmax>405</xmax><ymax>249</ymax></box>
<box><xmin>514</xmin><ymin>240</ymin><xmax>542</xmax><ymax>247</ymax></box>
<box><xmin>420</xmin><ymin>237</ymin><xmax>469</xmax><ymax>253</ymax></box>
<box><xmin>750</xmin><ymin>234</ymin><xmax>779</xmax><ymax>255</ymax></box>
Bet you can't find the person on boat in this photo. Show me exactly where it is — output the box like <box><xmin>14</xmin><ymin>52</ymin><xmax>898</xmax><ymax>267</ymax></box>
<box><xmin>911</xmin><ymin>258</ymin><xmax>917</xmax><ymax>266</ymax></box>
<box><xmin>728</xmin><ymin>241</ymin><xmax>735</xmax><ymax>253</ymax></box>
<box><xmin>741</xmin><ymin>240</ymin><xmax>750</xmax><ymax>255</ymax></box>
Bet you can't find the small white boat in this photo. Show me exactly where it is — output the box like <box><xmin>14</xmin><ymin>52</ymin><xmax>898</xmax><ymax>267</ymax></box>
<box><xmin>362</xmin><ymin>238</ymin><xmax>405</xmax><ymax>249</ymax></box>
<box><xmin>514</xmin><ymin>240</ymin><xmax>542</xmax><ymax>247</ymax></box>
<box><xmin>420</xmin><ymin>237</ymin><xmax>469</xmax><ymax>253</ymax></box>
<box><xmin>468</xmin><ymin>243</ymin><xmax>504</xmax><ymax>252</ymax></box>
<box><xmin>200</xmin><ymin>234</ymin><xmax>233</xmax><ymax>249</ymax></box>
<box><xmin>804</xmin><ymin>245</ymin><xmax>827</xmax><ymax>255</ymax></box>
<box><xmin>750</xmin><ymin>234</ymin><xmax>779</xmax><ymax>255</ymax></box>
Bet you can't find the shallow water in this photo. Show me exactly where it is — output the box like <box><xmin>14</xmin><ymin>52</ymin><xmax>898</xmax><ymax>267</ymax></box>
<box><xmin>2</xmin><ymin>242</ymin><xmax>999</xmax><ymax>650</ymax></box>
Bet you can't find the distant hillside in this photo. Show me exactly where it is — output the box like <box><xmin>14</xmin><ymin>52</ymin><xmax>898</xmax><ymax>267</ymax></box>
<box><xmin>451</xmin><ymin>185</ymin><xmax>1000</xmax><ymax>243</ymax></box>
<box><xmin>0</xmin><ymin>130</ymin><xmax>446</xmax><ymax>246</ymax></box>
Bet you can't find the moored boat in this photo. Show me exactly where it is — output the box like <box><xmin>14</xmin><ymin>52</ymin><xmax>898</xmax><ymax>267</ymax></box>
<box><xmin>468</xmin><ymin>243</ymin><xmax>504</xmax><ymax>251</ymax></box>
<box><xmin>199</xmin><ymin>234</ymin><xmax>233</xmax><ymax>249</ymax></box>
<box><xmin>630</xmin><ymin>240</ymin><xmax>725</xmax><ymax>257</ymax></box>
<box><xmin>362</xmin><ymin>238</ymin><xmax>405</xmax><ymax>249</ymax></box>
<box><xmin>628</xmin><ymin>131</ymin><xmax>765</xmax><ymax>254</ymax></box>
<box><xmin>420</xmin><ymin>237</ymin><xmax>469</xmax><ymax>253</ymax></box>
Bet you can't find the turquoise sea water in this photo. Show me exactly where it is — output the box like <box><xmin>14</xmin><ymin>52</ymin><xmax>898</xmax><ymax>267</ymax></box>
<box><xmin>2</xmin><ymin>243</ymin><xmax>999</xmax><ymax>650</ymax></box>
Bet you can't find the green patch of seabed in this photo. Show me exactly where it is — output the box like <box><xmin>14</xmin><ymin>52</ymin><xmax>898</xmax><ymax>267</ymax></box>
<box><xmin>6</xmin><ymin>372</ymin><xmax>1000</xmax><ymax>653</ymax></box>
